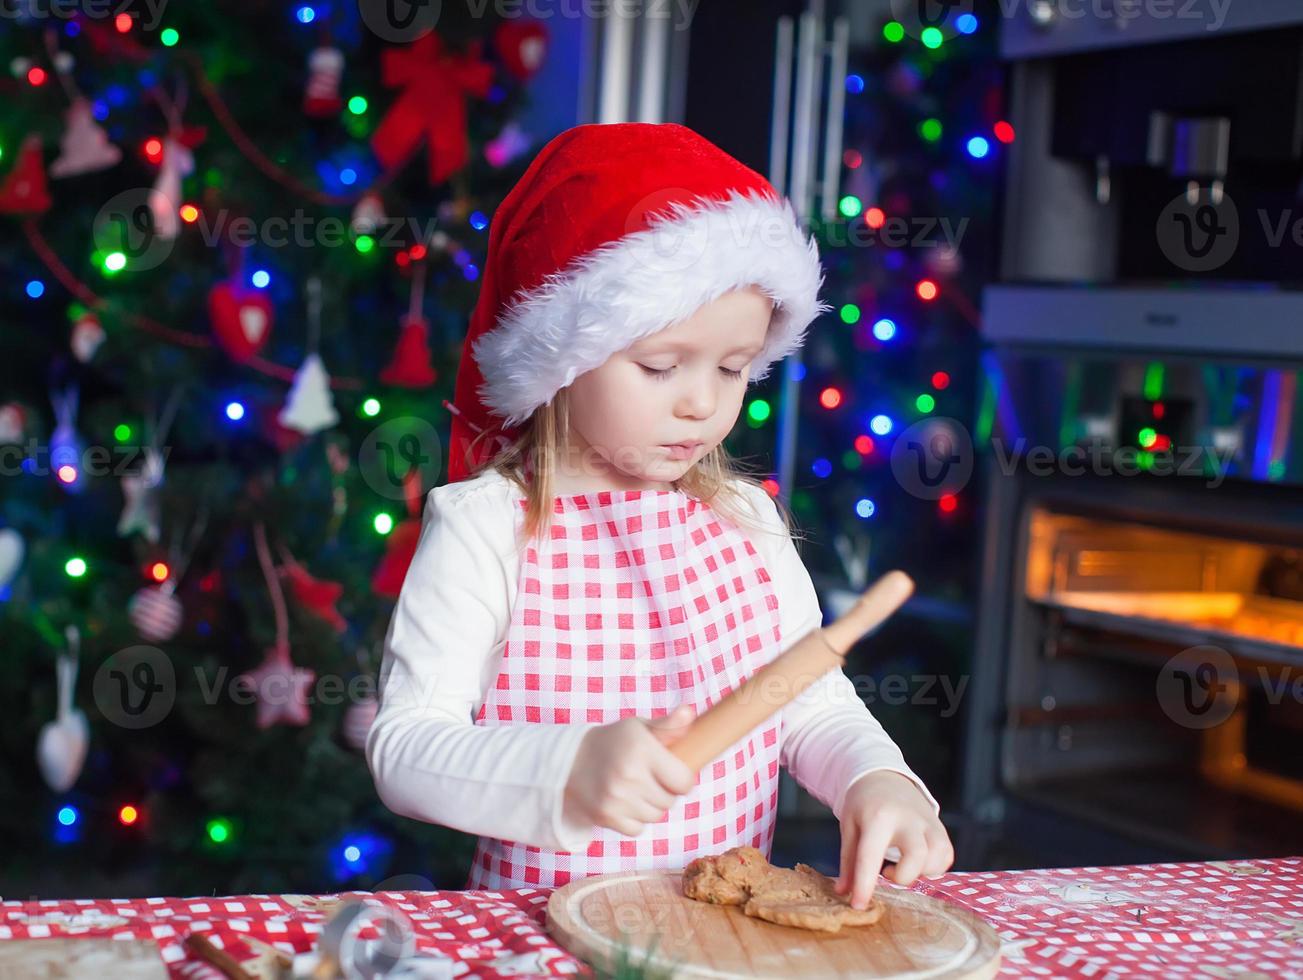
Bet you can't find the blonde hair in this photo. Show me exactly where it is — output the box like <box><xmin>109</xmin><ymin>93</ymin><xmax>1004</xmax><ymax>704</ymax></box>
<box><xmin>462</xmin><ymin>387</ymin><xmax>804</xmax><ymax>553</ymax></box>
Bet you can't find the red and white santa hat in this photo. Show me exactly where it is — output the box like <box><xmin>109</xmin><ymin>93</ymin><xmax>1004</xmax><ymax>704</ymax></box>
<box><xmin>448</xmin><ymin>122</ymin><xmax>828</xmax><ymax>481</ymax></box>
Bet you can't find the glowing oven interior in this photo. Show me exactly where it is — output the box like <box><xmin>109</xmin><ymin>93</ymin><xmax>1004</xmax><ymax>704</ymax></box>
<box><xmin>1025</xmin><ymin>509</ymin><xmax>1303</xmax><ymax>652</ymax></box>
<box><xmin>1001</xmin><ymin>506</ymin><xmax>1303</xmax><ymax>858</ymax></box>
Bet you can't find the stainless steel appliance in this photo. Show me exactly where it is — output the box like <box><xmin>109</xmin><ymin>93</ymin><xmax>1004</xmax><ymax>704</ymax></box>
<box><xmin>962</xmin><ymin>3</ymin><xmax>1303</xmax><ymax>867</ymax></box>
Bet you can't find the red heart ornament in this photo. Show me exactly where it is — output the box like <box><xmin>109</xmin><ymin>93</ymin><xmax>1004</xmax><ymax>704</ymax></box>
<box><xmin>208</xmin><ymin>282</ymin><xmax>274</xmax><ymax>362</ymax></box>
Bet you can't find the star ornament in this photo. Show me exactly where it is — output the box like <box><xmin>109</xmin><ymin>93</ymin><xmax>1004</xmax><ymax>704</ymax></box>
<box><xmin>282</xmin><ymin>561</ymin><xmax>347</xmax><ymax>632</ymax></box>
<box><xmin>238</xmin><ymin>644</ymin><xmax>315</xmax><ymax>729</ymax></box>
<box><xmin>117</xmin><ymin>447</ymin><xmax>165</xmax><ymax>544</ymax></box>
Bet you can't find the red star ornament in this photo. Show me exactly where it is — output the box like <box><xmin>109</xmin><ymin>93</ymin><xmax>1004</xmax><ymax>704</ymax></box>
<box><xmin>238</xmin><ymin>644</ymin><xmax>315</xmax><ymax>729</ymax></box>
<box><xmin>283</xmin><ymin>562</ymin><xmax>347</xmax><ymax>633</ymax></box>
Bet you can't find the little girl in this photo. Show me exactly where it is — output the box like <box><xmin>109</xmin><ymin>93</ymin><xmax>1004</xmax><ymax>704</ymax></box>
<box><xmin>367</xmin><ymin>123</ymin><xmax>953</xmax><ymax>909</ymax></box>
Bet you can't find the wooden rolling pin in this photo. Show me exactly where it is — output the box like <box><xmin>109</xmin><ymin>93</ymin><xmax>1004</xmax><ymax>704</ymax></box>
<box><xmin>666</xmin><ymin>571</ymin><xmax>915</xmax><ymax>773</ymax></box>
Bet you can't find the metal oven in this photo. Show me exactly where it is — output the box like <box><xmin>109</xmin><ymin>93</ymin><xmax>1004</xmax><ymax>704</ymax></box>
<box><xmin>960</xmin><ymin>2</ymin><xmax>1303</xmax><ymax>868</ymax></box>
<box><xmin>961</xmin><ymin>349</ymin><xmax>1303</xmax><ymax>867</ymax></box>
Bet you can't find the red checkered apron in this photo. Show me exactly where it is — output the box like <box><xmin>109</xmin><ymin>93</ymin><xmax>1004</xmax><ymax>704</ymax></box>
<box><xmin>464</xmin><ymin>488</ymin><xmax>784</xmax><ymax>890</ymax></box>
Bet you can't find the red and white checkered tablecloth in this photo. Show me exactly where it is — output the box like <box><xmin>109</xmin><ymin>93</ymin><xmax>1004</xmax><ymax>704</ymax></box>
<box><xmin>2</xmin><ymin>856</ymin><xmax>1300</xmax><ymax>978</ymax></box>
<box><xmin>910</xmin><ymin>856</ymin><xmax>1303</xmax><ymax>978</ymax></box>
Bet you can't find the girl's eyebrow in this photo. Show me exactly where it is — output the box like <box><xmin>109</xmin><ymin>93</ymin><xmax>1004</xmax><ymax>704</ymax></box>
<box><xmin>635</xmin><ymin>339</ymin><xmax>763</xmax><ymax>356</ymax></box>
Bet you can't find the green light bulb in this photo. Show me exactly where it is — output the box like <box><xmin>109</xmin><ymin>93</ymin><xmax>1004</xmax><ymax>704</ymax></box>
<box><xmin>207</xmin><ymin>818</ymin><xmax>232</xmax><ymax>844</ymax></box>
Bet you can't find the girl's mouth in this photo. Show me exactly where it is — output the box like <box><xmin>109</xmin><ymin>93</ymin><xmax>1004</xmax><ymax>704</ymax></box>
<box><xmin>662</xmin><ymin>442</ymin><xmax>702</xmax><ymax>460</ymax></box>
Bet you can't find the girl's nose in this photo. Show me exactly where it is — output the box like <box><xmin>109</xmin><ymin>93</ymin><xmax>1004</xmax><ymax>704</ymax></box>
<box><xmin>676</xmin><ymin>372</ymin><xmax>718</xmax><ymax>419</ymax></box>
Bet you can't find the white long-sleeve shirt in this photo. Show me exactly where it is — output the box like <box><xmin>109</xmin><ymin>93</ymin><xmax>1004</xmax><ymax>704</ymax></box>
<box><xmin>366</xmin><ymin>467</ymin><xmax>939</xmax><ymax>854</ymax></box>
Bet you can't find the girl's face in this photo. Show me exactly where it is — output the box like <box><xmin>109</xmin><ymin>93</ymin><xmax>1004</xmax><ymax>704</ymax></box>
<box><xmin>557</xmin><ymin>285</ymin><xmax>774</xmax><ymax>492</ymax></box>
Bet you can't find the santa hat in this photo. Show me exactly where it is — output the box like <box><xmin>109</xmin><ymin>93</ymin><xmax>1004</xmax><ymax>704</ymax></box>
<box><xmin>448</xmin><ymin>122</ymin><xmax>828</xmax><ymax>482</ymax></box>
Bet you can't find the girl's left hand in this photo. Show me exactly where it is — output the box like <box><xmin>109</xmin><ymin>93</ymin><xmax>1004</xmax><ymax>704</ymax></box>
<box><xmin>833</xmin><ymin>770</ymin><xmax>954</xmax><ymax>910</ymax></box>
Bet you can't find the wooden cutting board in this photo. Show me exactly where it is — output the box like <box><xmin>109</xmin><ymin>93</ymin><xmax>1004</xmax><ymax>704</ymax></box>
<box><xmin>0</xmin><ymin>939</ymin><xmax>168</xmax><ymax>979</ymax></box>
<box><xmin>547</xmin><ymin>869</ymin><xmax>1001</xmax><ymax>979</ymax></box>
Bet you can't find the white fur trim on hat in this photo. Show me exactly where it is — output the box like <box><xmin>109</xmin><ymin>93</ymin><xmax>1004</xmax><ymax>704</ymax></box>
<box><xmin>472</xmin><ymin>189</ymin><xmax>830</xmax><ymax>428</ymax></box>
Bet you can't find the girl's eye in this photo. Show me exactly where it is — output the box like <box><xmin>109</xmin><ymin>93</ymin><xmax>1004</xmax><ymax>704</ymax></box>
<box><xmin>639</xmin><ymin>365</ymin><xmax>745</xmax><ymax>381</ymax></box>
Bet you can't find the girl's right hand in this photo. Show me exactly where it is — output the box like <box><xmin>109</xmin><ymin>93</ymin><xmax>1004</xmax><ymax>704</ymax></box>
<box><xmin>562</xmin><ymin>704</ymin><xmax>699</xmax><ymax>838</ymax></box>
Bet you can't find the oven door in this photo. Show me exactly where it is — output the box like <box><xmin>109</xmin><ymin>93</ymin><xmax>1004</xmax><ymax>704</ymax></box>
<box><xmin>963</xmin><ymin>467</ymin><xmax>1303</xmax><ymax>864</ymax></box>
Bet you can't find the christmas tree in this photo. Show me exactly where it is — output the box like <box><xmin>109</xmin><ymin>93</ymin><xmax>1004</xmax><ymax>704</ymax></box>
<box><xmin>0</xmin><ymin>2</ymin><xmax>551</xmax><ymax>896</ymax></box>
<box><xmin>1</xmin><ymin>0</ymin><xmax>1004</xmax><ymax>898</ymax></box>
<box><xmin>779</xmin><ymin>3</ymin><xmax>1002</xmax><ymax>806</ymax></box>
